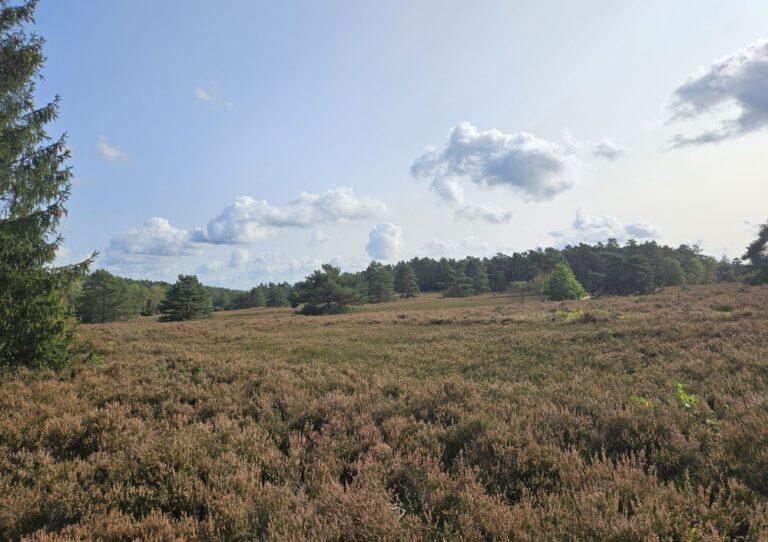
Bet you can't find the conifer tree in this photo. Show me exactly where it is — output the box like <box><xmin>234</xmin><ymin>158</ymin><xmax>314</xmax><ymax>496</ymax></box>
<box><xmin>75</xmin><ymin>270</ymin><xmax>129</xmax><ymax>323</ymax></box>
<box><xmin>443</xmin><ymin>267</ymin><xmax>474</xmax><ymax>298</ymax></box>
<box><xmin>465</xmin><ymin>257</ymin><xmax>490</xmax><ymax>294</ymax></box>
<box><xmin>158</xmin><ymin>275</ymin><xmax>213</xmax><ymax>321</ymax></box>
<box><xmin>0</xmin><ymin>1</ymin><xmax>92</xmax><ymax>370</ymax></box>
<box><xmin>296</xmin><ymin>264</ymin><xmax>363</xmax><ymax>315</ymax></box>
<box><xmin>394</xmin><ymin>261</ymin><xmax>419</xmax><ymax>298</ymax></box>
<box><xmin>365</xmin><ymin>261</ymin><xmax>396</xmax><ymax>303</ymax></box>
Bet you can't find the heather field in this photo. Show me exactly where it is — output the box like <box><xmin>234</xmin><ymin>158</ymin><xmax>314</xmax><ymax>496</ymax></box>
<box><xmin>2</xmin><ymin>284</ymin><xmax>768</xmax><ymax>540</ymax></box>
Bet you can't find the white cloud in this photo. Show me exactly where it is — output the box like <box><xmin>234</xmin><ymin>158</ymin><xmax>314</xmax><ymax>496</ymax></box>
<box><xmin>195</xmin><ymin>85</ymin><xmax>234</xmax><ymax>110</ymax></box>
<box><xmin>107</xmin><ymin>217</ymin><xmax>196</xmax><ymax>259</ymax></box>
<box><xmin>669</xmin><ymin>39</ymin><xmax>768</xmax><ymax>147</ymax></box>
<box><xmin>411</xmin><ymin>122</ymin><xmax>578</xmax><ymax>204</ymax></box>
<box><xmin>625</xmin><ymin>220</ymin><xmax>662</xmax><ymax>239</ymax></box>
<box><xmin>229</xmin><ymin>247</ymin><xmax>251</xmax><ymax>268</ymax></box>
<box><xmin>307</xmin><ymin>229</ymin><xmax>331</xmax><ymax>246</ymax></box>
<box><xmin>551</xmin><ymin>208</ymin><xmax>661</xmax><ymax>245</ymax></box>
<box><xmin>97</xmin><ymin>136</ymin><xmax>128</xmax><ymax>162</ymax></box>
<box><xmin>590</xmin><ymin>139</ymin><xmax>624</xmax><ymax>161</ymax></box>
<box><xmin>195</xmin><ymin>87</ymin><xmax>213</xmax><ymax>102</ymax></box>
<box><xmin>197</xmin><ymin>260</ymin><xmax>223</xmax><ymax>274</ymax></box>
<box><xmin>421</xmin><ymin>237</ymin><xmax>495</xmax><ymax>259</ymax></box>
<box><xmin>365</xmin><ymin>223</ymin><xmax>404</xmax><ymax>261</ymax></box>
<box><xmin>192</xmin><ymin>187</ymin><xmax>388</xmax><ymax>245</ymax></box>
<box><xmin>454</xmin><ymin>204</ymin><xmax>513</xmax><ymax>224</ymax></box>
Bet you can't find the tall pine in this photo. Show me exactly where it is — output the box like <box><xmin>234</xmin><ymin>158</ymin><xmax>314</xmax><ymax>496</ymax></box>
<box><xmin>394</xmin><ymin>261</ymin><xmax>419</xmax><ymax>298</ymax></box>
<box><xmin>0</xmin><ymin>1</ymin><xmax>92</xmax><ymax>370</ymax></box>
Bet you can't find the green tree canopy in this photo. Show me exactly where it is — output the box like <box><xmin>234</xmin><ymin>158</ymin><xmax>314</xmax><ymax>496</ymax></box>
<box><xmin>394</xmin><ymin>261</ymin><xmax>419</xmax><ymax>298</ymax></box>
<box><xmin>541</xmin><ymin>263</ymin><xmax>588</xmax><ymax>301</ymax></box>
<box><xmin>365</xmin><ymin>261</ymin><xmax>396</xmax><ymax>303</ymax></box>
<box><xmin>660</xmin><ymin>257</ymin><xmax>686</xmax><ymax>286</ymax></box>
<box><xmin>75</xmin><ymin>270</ymin><xmax>130</xmax><ymax>323</ymax></box>
<box><xmin>0</xmin><ymin>1</ymin><xmax>92</xmax><ymax>370</ymax></box>
<box><xmin>443</xmin><ymin>267</ymin><xmax>474</xmax><ymax>298</ymax></box>
<box><xmin>743</xmin><ymin>220</ymin><xmax>768</xmax><ymax>284</ymax></box>
<box><xmin>158</xmin><ymin>275</ymin><xmax>213</xmax><ymax>322</ymax></box>
<box><xmin>296</xmin><ymin>264</ymin><xmax>363</xmax><ymax>315</ymax></box>
<box><xmin>465</xmin><ymin>257</ymin><xmax>490</xmax><ymax>294</ymax></box>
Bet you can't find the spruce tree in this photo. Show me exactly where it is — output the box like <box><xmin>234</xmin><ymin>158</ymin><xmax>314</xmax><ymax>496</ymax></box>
<box><xmin>365</xmin><ymin>261</ymin><xmax>396</xmax><ymax>303</ymax></box>
<box><xmin>0</xmin><ymin>1</ymin><xmax>92</xmax><ymax>370</ymax></box>
<box><xmin>158</xmin><ymin>275</ymin><xmax>213</xmax><ymax>322</ymax></box>
<box><xmin>394</xmin><ymin>261</ymin><xmax>419</xmax><ymax>298</ymax></box>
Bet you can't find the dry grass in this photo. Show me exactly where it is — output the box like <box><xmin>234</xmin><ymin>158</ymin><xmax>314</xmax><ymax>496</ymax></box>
<box><xmin>2</xmin><ymin>284</ymin><xmax>768</xmax><ymax>540</ymax></box>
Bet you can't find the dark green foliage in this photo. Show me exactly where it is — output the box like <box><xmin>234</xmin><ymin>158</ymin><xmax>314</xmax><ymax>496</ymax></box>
<box><xmin>464</xmin><ymin>257</ymin><xmax>490</xmax><ymax>294</ymax></box>
<box><xmin>0</xmin><ymin>1</ymin><xmax>93</xmax><ymax>370</ymax></box>
<box><xmin>266</xmin><ymin>282</ymin><xmax>291</xmax><ymax>307</ymax></box>
<box><xmin>394</xmin><ymin>261</ymin><xmax>419</xmax><ymax>298</ymax></box>
<box><xmin>158</xmin><ymin>275</ymin><xmax>213</xmax><ymax>322</ymax></box>
<box><xmin>443</xmin><ymin>267</ymin><xmax>474</xmax><ymax>298</ymax></box>
<box><xmin>743</xmin><ymin>220</ymin><xmax>768</xmax><ymax>284</ymax></box>
<box><xmin>541</xmin><ymin>263</ymin><xmax>587</xmax><ymax>300</ymax></box>
<box><xmin>603</xmin><ymin>254</ymin><xmax>655</xmax><ymax>295</ymax></box>
<box><xmin>296</xmin><ymin>264</ymin><xmax>364</xmax><ymax>315</ymax></box>
<box><xmin>75</xmin><ymin>270</ymin><xmax>130</xmax><ymax>323</ymax></box>
<box><xmin>365</xmin><ymin>261</ymin><xmax>396</xmax><ymax>303</ymax></box>
<box><xmin>660</xmin><ymin>256</ymin><xmax>686</xmax><ymax>286</ymax></box>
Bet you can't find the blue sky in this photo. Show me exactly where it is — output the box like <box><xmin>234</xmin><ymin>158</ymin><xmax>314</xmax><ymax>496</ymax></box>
<box><xmin>38</xmin><ymin>1</ymin><xmax>768</xmax><ymax>288</ymax></box>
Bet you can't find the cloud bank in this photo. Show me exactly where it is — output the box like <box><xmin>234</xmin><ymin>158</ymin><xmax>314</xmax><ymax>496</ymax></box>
<box><xmin>106</xmin><ymin>217</ymin><xmax>197</xmax><ymax>262</ymax></box>
<box><xmin>454</xmin><ymin>205</ymin><xmax>513</xmax><ymax>224</ymax></box>
<box><xmin>192</xmin><ymin>187</ymin><xmax>388</xmax><ymax>245</ymax></box>
<box><xmin>411</xmin><ymin>122</ymin><xmax>577</xmax><ymax>204</ymax></box>
<box><xmin>669</xmin><ymin>39</ymin><xmax>768</xmax><ymax>147</ymax></box>
<box><xmin>551</xmin><ymin>208</ymin><xmax>662</xmax><ymax>245</ymax></box>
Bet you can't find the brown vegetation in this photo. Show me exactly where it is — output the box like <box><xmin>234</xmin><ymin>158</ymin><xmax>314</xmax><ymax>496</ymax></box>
<box><xmin>2</xmin><ymin>284</ymin><xmax>768</xmax><ymax>540</ymax></box>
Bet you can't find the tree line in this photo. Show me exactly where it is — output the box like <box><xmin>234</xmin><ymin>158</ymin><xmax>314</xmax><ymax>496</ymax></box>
<box><xmin>69</xmin><ymin>234</ymin><xmax>767</xmax><ymax>322</ymax></box>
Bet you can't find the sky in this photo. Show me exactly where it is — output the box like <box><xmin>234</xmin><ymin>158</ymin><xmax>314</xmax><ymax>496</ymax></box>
<box><xmin>35</xmin><ymin>0</ymin><xmax>768</xmax><ymax>289</ymax></box>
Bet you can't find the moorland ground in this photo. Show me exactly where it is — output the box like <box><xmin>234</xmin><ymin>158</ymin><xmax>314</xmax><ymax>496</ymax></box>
<box><xmin>2</xmin><ymin>284</ymin><xmax>768</xmax><ymax>540</ymax></box>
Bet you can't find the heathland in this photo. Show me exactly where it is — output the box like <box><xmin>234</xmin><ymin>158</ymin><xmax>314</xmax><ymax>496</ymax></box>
<box><xmin>2</xmin><ymin>283</ymin><xmax>767</xmax><ymax>540</ymax></box>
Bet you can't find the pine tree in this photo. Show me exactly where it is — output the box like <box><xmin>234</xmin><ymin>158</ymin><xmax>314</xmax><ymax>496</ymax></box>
<box><xmin>743</xmin><ymin>220</ymin><xmax>768</xmax><ymax>284</ymax></box>
<box><xmin>365</xmin><ymin>261</ymin><xmax>396</xmax><ymax>303</ymax></box>
<box><xmin>541</xmin><ymin>263</ymin><xmax>587</xmax><ymax>301</ymax></box>
<box><xmin>394</xmin><ymin>261</ymin><xmax>419</xmax><ymax>298</ymax></box>
<box><xmin>158</xmin><ymin>275</ymin><xmax>213</xmax><ymax>321</ymax></box>
<box><xmin>465</xmin><ymin>257</ymin><xmax>490</xmax><ymax>294</ymax></box>
<box><xmin>296</xmin><ymin>264</ymin><xmax>363</xmax><ymax>315</ymax></box>
<box><xmin>443</xmin><ymin>267</ymin><xmax>474</xmax><ymax>298</ymax></box>
<box><xmin>0</xmin><ymin>2</ymin><xmax>93</xmax><ymax>370</ymax></box>
<box><xmin>266</xmin><ymin>283</ymin><xmax>290</xmax><ymax>307</ymax></box>
<box><xmin>75</xmin><ymin>270</ymin><xmax>130</xmax><ymax>323</ymax></box>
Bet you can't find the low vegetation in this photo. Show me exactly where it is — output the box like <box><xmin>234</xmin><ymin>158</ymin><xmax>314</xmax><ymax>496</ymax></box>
<box><xmin>2</xmin><ymin>284</ymin><xmax>768</xmax><ymax>539</ymax></box>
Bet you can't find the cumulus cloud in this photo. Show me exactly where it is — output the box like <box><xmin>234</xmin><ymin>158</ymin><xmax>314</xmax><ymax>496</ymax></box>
<box><xmin>454</xmin><ymin>205</ymin><xmax>513</xmax><ymax>224</ymax></box>
<box><xmin>97</xmin><ymin>136</ymin><xmax>128</xmax><ymax>162</ymax></box>
<box><xmin>106</xmin><ymin>217</ymin><xmax>197</xmax><ymax>262</ymax></box>
<box><xmin>669</xmin><ymin>39</ymin><xmax>768</xmax><ymax>147</ymax></box>
<box><xmin>411</xmin><ymin>122</ymin><xmax>577</xmax><ymax>204</ymax></box>
<box><xmin>229</xmin><ymin>247</ymin><xmax>251</xmax><ymax>268</ymax></box>
<box><xmin>551</xmin><ymin>208</ymin><xmax>661</xmax><ymax>245</ymax></box>
<box><xmin>196</xmin><ymin>260</ymin><xmax>223</xmax><ymax>274</ymax></box>
<box><xmin>195</xmin><ymin>85</ymin><xmax>234</xmax><ymax>110</ymax></box>
<box><xmin>365</xmin><ymin>223</ymin><xmax>404</xmax><ymax>261</ymax></box>
<box><xmin>307</xmin><ymin>229</ymin><xmax>331</xmax><ymax>246</ymax></box>
<box><xmin>192</xmin><ymin>187</ymin><xmax>388</xmax><ymax>245</ymax></box>
<box><xmin>421</xmin><ymin>237</ymin><xmax>495</xmax><ymax>259</ymax></box>
<box><xmin>590</xmin><ymin>139</ymin><xmax>624</xmax><ymax>161</ymax></box>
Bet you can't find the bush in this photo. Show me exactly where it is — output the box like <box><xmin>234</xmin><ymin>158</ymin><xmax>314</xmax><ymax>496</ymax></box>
<box><xmin>541</xmin><ymin>263</ymin><xmax>588</xmax><ymax>301</ymax></box>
